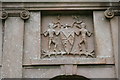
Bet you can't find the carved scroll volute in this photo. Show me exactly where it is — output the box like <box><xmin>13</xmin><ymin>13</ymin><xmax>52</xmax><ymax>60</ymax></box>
<box><xmin>104</xmin><ymin>8</ymin><xmax>114</xmax><ymax>19</ymax></box>
<box><xmin>20</xmin><ymin>10</ymin><xmax>30</xmax><ymax>20</ymax></box>
<box><xmin>0</xmin><ymin>11</ymin><xmax>8</xmax><ymax>20</ymax></box>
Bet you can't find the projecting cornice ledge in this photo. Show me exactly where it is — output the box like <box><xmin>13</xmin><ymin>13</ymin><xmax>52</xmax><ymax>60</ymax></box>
<box><xmin>0</xmin><ymin>2</ymin><xmax>119</xmax><ymax>11</ymax></box>
<box><xmin>0</xmin><ymin>2</ymin><xmax>119</xmax><ymax>19</ymax></box>
<box><xmin>0</xmin><ymin>0</ymin><xmax>119</xmax><ymax>2</ymax></box>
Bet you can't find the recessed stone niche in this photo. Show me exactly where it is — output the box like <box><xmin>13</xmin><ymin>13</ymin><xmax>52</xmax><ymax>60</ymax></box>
<box><xmin>41</xmin><ymin>11</ymin><xmax>95</xmax><ymax>59</ymax></box>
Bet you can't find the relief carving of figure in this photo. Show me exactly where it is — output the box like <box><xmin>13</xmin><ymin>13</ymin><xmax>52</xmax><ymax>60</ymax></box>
<box><xmin>43</xmin><ymin>22</ymin><xmax>59</xmax><ymax>51</ymax></box>
<box><xmin>77</xmin><ymin>22</ymin><xmax>92</xmax><ymax>52</ymax></box>
<box><xmin>42</xmin><ymin>15</ymin><xmax>94</xmax><ymax>58</ymax></box>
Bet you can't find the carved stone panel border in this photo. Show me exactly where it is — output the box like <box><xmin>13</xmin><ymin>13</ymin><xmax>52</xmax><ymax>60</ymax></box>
<box><xmin>28</xmin><ymin>10</ymin><xmax>114</xmax><ymax>65</ymax></box>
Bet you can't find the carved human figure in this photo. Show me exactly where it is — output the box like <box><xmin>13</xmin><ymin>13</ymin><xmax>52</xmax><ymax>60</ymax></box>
<box><xmin>42</xmin><ymin>16</ymin><xmax>94</xmax><ymax>58</ymax></box>
<box><xmin>43</xmin><ymin>22</ymin><xmax>59</xmax><ymax>51</ymax></box>
<box><xmin>78</xmin><ymin>22</ymin><xmax>92</xmax><ymax>51</ymax></box>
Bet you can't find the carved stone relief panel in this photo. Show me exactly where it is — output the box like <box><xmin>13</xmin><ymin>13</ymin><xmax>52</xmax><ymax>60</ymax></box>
<box><xmin>41</xmin><ymin>11</ymin><xmax>95</xmax><ymax>59</ymax></box>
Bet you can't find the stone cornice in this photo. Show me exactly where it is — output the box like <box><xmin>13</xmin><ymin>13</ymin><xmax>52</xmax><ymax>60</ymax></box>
<box><xmin>0</xmin><ymin>0</ymin><xmax>119</xmax><ymax>2</ymax></box>
<box><xmin>0</xmin><ymin>2</ymin><xmax>119</xmax><ymax>11</ymax></box>
<box><xmin>0</xmin><ymin>2</ymin><xmax>119</xmax><ymax>19</ymax></box>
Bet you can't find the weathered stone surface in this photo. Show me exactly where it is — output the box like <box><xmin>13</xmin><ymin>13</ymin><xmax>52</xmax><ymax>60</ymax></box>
<box><xmin>30</xmin><ymin>58</ymin><xmax>114</xmax><ymax>65</ymax></box>
<box><xmin>23</xmin><ymin>12</ymin><xmax>41</xmax><ymax>64</ymax></box>
<box><xmin>110</xmin><ymin>17</ymin><xmax>118</xmax><ymax>78</ymax></box>
<box><xmin>93</xmin><ymin>11</ymin><xmax>113</xmax><ymax>58</ymax></box>
<box><xmin>0</xmin><ymin>67</ymin><xmax>1</xmax><ymax>79</ymax></box>
<box><xmin>23</xmin><ymin>66</ymin><xmax>63</xmax><ymax>78</ymax></box>
<box><xmin>77</xmin><ymin>65</ymin><xmax>115</xmax><ymax>78</ymax></box>
<box><xmin>23</xmin><ymin>65</ymin><xmax>115</xmax><ymax>78</ymax></box>
<box><xmin>1</xmin><ymin>17</ymin><xmax>24</xmax><ymax>78</ymax></box>
<box><xmin>60</xmin><ymin>65</ymin><xmax>77</xmax><ymax>75</ymax></box>
<box><xmin>0</xmin><ymin>19</ymin><xmax>2</xmax><ymax>66</ymax></box>
<box><xmin>118</xmin><ymin>16</ymin><xmax>120</xmax><ymax>79</ymax></box>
